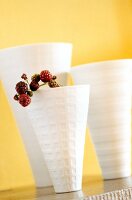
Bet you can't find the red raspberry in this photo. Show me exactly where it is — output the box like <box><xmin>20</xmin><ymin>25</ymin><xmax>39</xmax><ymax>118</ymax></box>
<box><xmin>19</xmin><ymin>94</ymin><xmax>31</xmax><ymax>107</ymax></box>
<box><xmin>40</xmin><ymin>70</ymin><xmax>52</xmax><ymax>82</ymax></box>
<box><xmin>16</xmin><ymin>81</ymin><xmax>28</xmax><ymax>94</ymax></box>
<box><xmin>30</xmin><ymin>81</ymin><xmax>39</xmax><ymax>91</ymax></box>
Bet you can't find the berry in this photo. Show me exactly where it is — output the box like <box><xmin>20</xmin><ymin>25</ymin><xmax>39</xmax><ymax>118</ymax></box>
<box><xmin>48</xmin><ymin>80</ymin><xmax>60</xmax><ymax>88</ymax></box>
<box><xmin>21</xmin><ymin>73</ymin><xmax>27</xmax><ymax>80</ymax></box>
<box><xmin>52</xmin><ymin>75</ymin><xmax>57</xmax><ymax>80</ymax></box>
<box><xmin>27</xmin><ymin>90</ymin><xmax>33</xmax><ymax>97</ymax></box>
<box><xmin>30</xmin><ymin>81</ymin><xmax>39</xmax><ymax>91</ymax></box>
<box><xmin>40</xmin><ymin>70</ymin><xmax>52</xmax><ymax>82</ymax></box>
<box><xmin>19</xmin><ymin>94</ymin><xmax>31</xmax><ymax>107</ymax></box>
<box><xmin>31</xmin><ymin>74</ymin><xmax>40</xmax><ymax>82</ymax></box>
<box><xmin>14</xmin><ymin>94</ymin><xmax>19</xmax><ymax>101</ymax></box>
<box><xmin>16</xmin><ymin>81</ymin><xmax>28</xmax><ymax>94</ymax></box>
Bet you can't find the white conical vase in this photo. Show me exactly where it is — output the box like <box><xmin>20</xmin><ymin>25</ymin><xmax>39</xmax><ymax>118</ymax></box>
<box><xmin>71</xmin><ymin>59</ymin><xmax>132</xmax><ymax>180</ymax></box>
<box><xmin>0</xmin><ymin>43</ymin><xmax>72</xmax><ymax>187</ymax></box>
<box><xmin>27</xmin><ymin>85</ymin><xmax>90</xmax><ymax>193</ymax></box>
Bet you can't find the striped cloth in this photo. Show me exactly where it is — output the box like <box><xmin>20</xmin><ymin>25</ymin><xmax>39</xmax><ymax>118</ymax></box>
<box><xmin>85</xmin><ymin>187</ymin><xmax>132</xmax><ymax>200</ymax></box>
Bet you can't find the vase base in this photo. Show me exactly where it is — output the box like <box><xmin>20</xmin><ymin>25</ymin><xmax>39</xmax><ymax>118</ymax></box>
<box><xmin>103</xmin><ymin>173</ymin><xmax>131</xmax><ymax>180</ymax></box>
<box><xmin>55</xmin><ymin>188</ymin><xmax>81</xmax><ymax>194</ymax></box>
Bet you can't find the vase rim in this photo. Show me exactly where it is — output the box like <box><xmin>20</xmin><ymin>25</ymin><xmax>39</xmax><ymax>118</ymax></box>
<box><xmin>39</xmin><ymin>84</ymin><xmax>90</xmax><ymax>92</ymax></box>
<box><xmin>0</xmin><ymin>42</ymin><xmax>72</xmax><ymax>52</ymax></box>
<box><xmin>72</xmin><ymin>59</ymin><xmax>132</xmax><ymax>70</ymax></box>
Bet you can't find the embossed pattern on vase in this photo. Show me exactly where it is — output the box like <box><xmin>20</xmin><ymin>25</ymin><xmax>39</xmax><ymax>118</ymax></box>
<box><xmin>27</xmin><ymin>86</ymin><xmax>90</xmax><ymax>193</ymax></box>
<box><xmin>71</xmin><ymin>60</ymin><xmax>132</xmax><ymax>179</ymax></box>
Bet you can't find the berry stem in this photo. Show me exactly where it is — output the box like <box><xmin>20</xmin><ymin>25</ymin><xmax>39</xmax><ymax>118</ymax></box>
<box><xmin>26</xmin><ymin>79</ymin><xmax>30</xmax><ymax>85</ymax></box>
<box><xmin>25</xmin><ymin>78</ymin><xmax>31</xmax><ymax>91</ymax></box>
<box><xmin>39</xmin><ymin>83</ymin><xmax>47</xmax><ymax>87</ymax></box>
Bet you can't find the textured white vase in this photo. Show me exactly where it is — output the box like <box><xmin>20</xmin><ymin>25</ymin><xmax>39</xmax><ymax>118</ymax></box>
<box><xmin>0</xmin><ymin>43</ymin><xmax>72</xmax><ymax>187</ymax></box>
<box><xmin>27</xmin><ymin>85</ymin><xmax>90</xmax><ymax>193</ymax></box>
<box><xmin>71</xmin><ymin>59</ymin><xmax>132</xmax><ymax>180</ymax></box>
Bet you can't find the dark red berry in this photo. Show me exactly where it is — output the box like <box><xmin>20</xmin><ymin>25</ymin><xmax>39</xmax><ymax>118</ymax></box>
<box><xmin>31</xmin><ymin>74</ymin><xmax>40</xmax><ymax>82</ymax></box>
<box><xmin>16</xmin><ymin>81</ymin><xmax>28</xmax><ymax>94</ymax></box>
<box><xmin>14</xmin><ymin>94</ymin><xmax>19</xmax><ymax>101</ymax></box>
<box><xmin>52</xmin><ymin>75</ymin><xmax>57</xmax><ymax>80</ymax></box>
<box><xmin>40</xmin><ymin>70</ymin><xmax>52</xmax><ymax>82</ymax></box>
<box><xmin>21</xmin><ymin>73</ymin><xmax>27</xmax><ymax>80</ymax></box>
<box><xmin>19</xmin><ymin>94</ymin><xmax>31</xmax><ymax>107</ymax></box>
<box><xmin>30</xmin><ymin>81</ymin><xmax>39</xmax><ymax>91</ymax></box>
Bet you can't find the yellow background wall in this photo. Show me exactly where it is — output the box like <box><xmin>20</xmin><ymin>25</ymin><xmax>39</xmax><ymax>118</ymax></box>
<box><xmin>0</xmin><ymin>82</ymin><xmax>35</xmax><ymax>190</ymax></box>
<box><xmin>0</xmin><ymin>0</ymin><xmax>132</xmax><ymax>189</ymax></box>
<box><xmin>0</xmin><ymin>0</ymin><xmax>132</xmax><ymax>65</ymax></box>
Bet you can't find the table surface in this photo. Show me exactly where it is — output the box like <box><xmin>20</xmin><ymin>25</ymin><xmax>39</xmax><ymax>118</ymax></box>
<box><xmin>1</xmin><ymin>177</ymin><xmax>132</xmax><ymax>200</ymax></box>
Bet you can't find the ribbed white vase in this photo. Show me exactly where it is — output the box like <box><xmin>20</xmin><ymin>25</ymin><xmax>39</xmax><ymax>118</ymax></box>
<box><xmin>27</xmin><ymin>85</ymin><xmax>90</xmax><ymax>193</ymax></box>
<box><xmin>71</xmin><ymin>59</ymin><xmax>132</xmax><ymax>180</ymax></box>
<box><xmin>0</xmin><ymin>43</ymin><xmax>72</xmax><ymax>187</ymax></box>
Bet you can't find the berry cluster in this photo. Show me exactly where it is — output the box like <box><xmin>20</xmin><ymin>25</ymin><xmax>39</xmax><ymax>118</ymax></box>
<box><xmin>14</xmin><ymin>70</ymin><xmax>60</xmax><ymax>107</ymax></box>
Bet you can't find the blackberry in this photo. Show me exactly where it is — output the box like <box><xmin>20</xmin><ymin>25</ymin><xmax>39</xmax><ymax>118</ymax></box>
<box><xmin>16</xmin><ymin>81</ymin><xmax>28</xmax><ymax>94</ymax></box>
<box><xmin>30</xmin><ymin>81</ymin><xmax>39</xmax><ymax>91</ymax></box>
